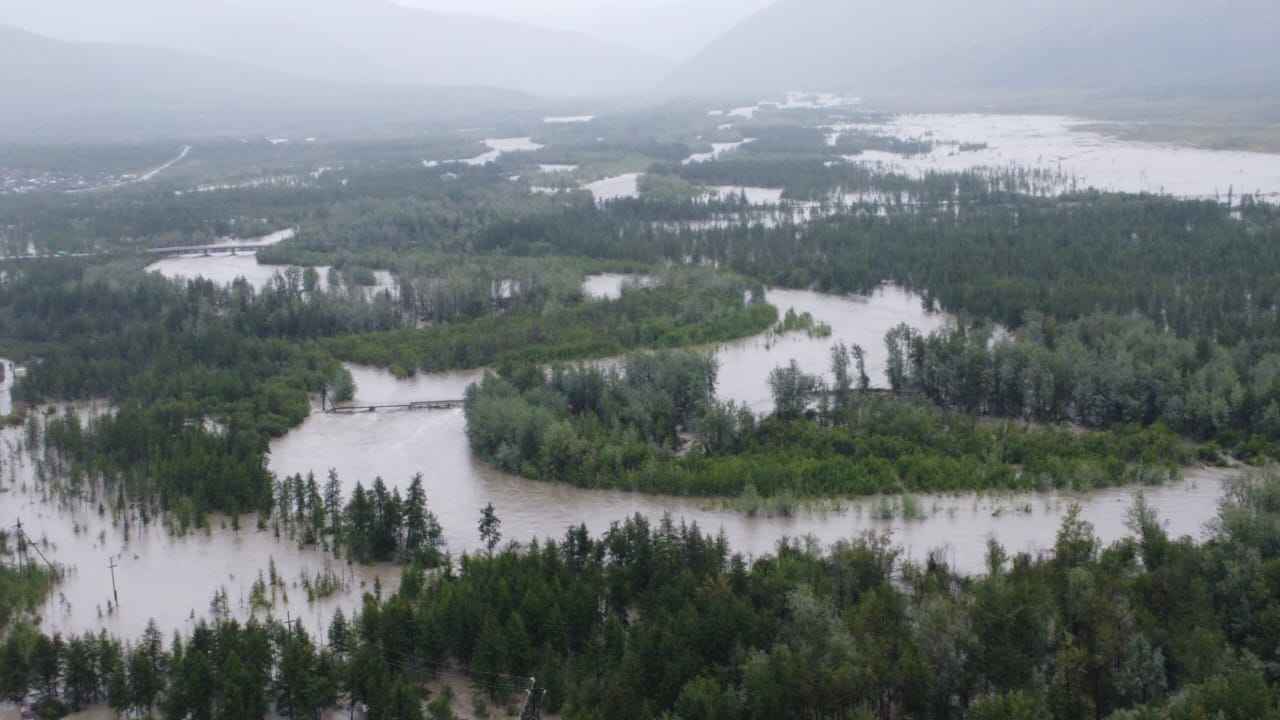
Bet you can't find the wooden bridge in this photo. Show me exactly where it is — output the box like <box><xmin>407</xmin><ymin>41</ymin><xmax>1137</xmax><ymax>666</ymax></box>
<box><xmin>325</xmin><ymin>399</ymin><xmax>464</xmax><ymax>414</ymax></box>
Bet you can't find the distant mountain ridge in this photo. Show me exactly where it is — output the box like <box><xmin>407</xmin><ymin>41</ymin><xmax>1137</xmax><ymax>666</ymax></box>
<box><xmin>398</xmin><ymin>0</ymin><xmax>775</xmax><ymax>63</ymax></box>
<box><xmin>0</xmin><ymin>24</ymin><xmax>536</xmax><ymax>142</ymax></box>
<box><xmin>0</xmin><ymin>0</ymin><xmax>667</xmax><ymax>97</ymax></box>
<box><xmin>663</xmin><ymin>0</ymin><xmax>1280</xmax><ymax>102</ymax></box>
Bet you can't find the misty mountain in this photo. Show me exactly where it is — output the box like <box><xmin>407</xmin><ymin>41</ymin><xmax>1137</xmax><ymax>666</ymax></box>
<box><xmin>398</xmin><ymin>0</ymin><xmax>774</xmax><ymax>62</ymax></box>
<box><xmin>0</xmin><ymin>25</ymin><xmax>536</xmax><ymax>142</ymax></box>
<box><xmin>569</xmin><ymin>0</ymin><xmax>775</xmax><ymax>62</ymax></box>
<box><xmin>0</xmin><ymin>0</ymin><xmax>665</xmax><ymax>97</ymax></box>
<box><xmin>663</xmin><ymin>0</ymin><xmax>1280</xmax><ymax>102</ymax></box>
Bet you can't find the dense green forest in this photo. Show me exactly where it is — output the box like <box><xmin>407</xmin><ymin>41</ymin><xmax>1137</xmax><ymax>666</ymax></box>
<box><xmin>0</xmin><ymin>544</ymin><xmax>58</xmax><ymax>632</ymax></box>
<box><xmin>882</xmin><ymin>314</ymin><xmax>1280</xmax><ymax>456</ymax></box>
<box><xmin>267</xmin><ymin>470</ymin><xmax>447</xmax><ymax>566</ymax></box>
<box><xmin>6</xmin><ymin>109</ymin><xmax>1280</xmax><ymax>720</ymax></box>
<box><xmin>8</xmin><ymin>473</ymin><xmax>1280</xmax><ymax>719</ymax></box>
<box><xmin>465</xmin><ymin>347</ymin><xmax>1188</xmax><ymax>499</ymax></box>
<box><xmin>8</xmin><ymin>146</ymin><xmax>1280</xmax><ymax>519</ymax></box>
<box><xmin>5</xmin><ymin>259</ymin><xmax>773</xmax><ymax>516</ymax></box>
<box><xmin>325</xmin><ymin>269</ymin><xmax>774</xmax><ymax>375</ymax></box>
<box><xmin>447</xmin><ymin>176</ymin><xmax>1280</xmax><ymax>458</ymax></box>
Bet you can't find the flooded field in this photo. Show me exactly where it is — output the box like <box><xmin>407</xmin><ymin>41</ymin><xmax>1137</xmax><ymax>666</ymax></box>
<box><xmin>581</xmin><ymin>273</ymin><xmax>656</xmax><ymax>300</ymax></box>
<box><xmin>426</xmin><ymin>137</ymin><xmax>545</xmax><ymax>168</ymax></box>
<box><xmin>707</xmin><ymin>185</ymin><xmax>785</xmax><ymax>206</ymax></box>
<box><xmin>8</xmin><ymin>475</ymin><xmax>396</xmax><ymax>640</ymax></box>
<box><xmin>148</xmin><ymin>262</ymin><xmax>632</xmax><ymax>300</ymax></box>
<box><xmin>577</xmin><ymin>104</ymin><xmax>1278</xmax><ymax>208</ymax></box>
<box><xmin>838</xmin><ymin>114</ymin><xmax>1280</xmax><ymax>201</ymax></box>
<box><xmin>146</xmin><ymin>255</ymin><xmax>396</xmax><ymax>294</ymax></box>
<box><xmin>584</xmin><ymin>173</ymin><xmax>641</xmax><ymax>202</ymax></box>
<box><xmin>684</xmin><ymin>139</ymin><xmax>755</xmax><ymax>165</ymax></box>
<box><xmin>0</xmin><ymin>400</ymin><xmax>396</xmax><ymax>640</ymax></box>
<box><xmin>584</xmin><ymin>176</ymin><xmax>787</xmax><ymax>206</ymax></box>
<box><xmin>0</xmin><ymin>360</ymin><xmax>17</xmax><ymax>416</ymax></box>
<box><xmin>717</xmin><ymin>286</ymin><xmax>947</xmax><ymax>409</ymax></box>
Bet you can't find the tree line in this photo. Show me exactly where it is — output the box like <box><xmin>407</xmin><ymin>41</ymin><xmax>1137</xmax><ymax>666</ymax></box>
<box><xmin>885</xmin><ymin>313</ymin><xmax>1280</xmax><ymax>458</ymax></box>
<box><xmin>10</xmin><ymin>474</ymin><xmax>1280</xmax><ymax>718</ymax></box>
<box><xmin>9</xmin><ymin>259</ymin><xmax>772</xmax><ymax>518</ymax></box>
<box><xmin>326</xmin><ymin>268</ymin><xmax>775</xmax><ymax>376</ymax></box>
<box><xmin>272</xmin><ymin>471</ymin><xmax>446</xmax><ymax>566</ymax></box>
<box><xmin>465</xmin><ymin>346</ymin><xmax>1188</xmax><ymax>499</ymax></box>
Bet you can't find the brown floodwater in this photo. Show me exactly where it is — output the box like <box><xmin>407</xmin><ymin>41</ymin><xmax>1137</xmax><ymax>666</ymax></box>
<box><xmin>269</xmin><ymin>285</ymin><xmax>1233</xmax><ymax>574</ymax></box>
<box><xmin>581</xmin><ymin>273</ymin><xmax>656</xmax><ymax>301</ymax></box>
<box><xmin>0</xmin><ymin>285</ymin><xmax>1239</xmax><ymax>641</ymax></box>
<box><xmin>2</xmin><ymin>415</ymin><xmax>396</xmax><ymax>641</ymax></box>
<box><xmin>145</xmin><ymin>254</ymin><xmax>395</xmax><ymax>295</ymax></box>
<box><xmin>0</xmin><ymin>359</ymin><xmax>15</xmax><ymax>416</ymax></box>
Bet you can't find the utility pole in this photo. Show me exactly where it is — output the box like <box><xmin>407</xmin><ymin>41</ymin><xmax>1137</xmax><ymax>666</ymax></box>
<box><xmin>519</xmin><ymin>678</ymin><xmax>544</xmax><ymax>720</ymax></box>
<box><xmin>283</xmin><ymin>610</ymin><xmax>303</xmax><ymax>640</ymax></box>
<box><xmin>13</xmin><ymin>519</ymin><xmax>26</xmax><ymax>574</ymax></box>
<box><xmin>108</xmin><ymin>557</ymin><xmax>120</xmax><ymax>604</ymax></box>
<box><xmin>11</xmin><ymin>519</ymin><xmax>55</xmax><ymax>575</ymax></box>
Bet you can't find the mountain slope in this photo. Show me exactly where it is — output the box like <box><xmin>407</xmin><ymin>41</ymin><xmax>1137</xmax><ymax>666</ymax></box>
<box><xmin>572</xmin><ymin>0</ymin><xmax>776</xmax><ymax>62</ymax></box>
<box><xmin>399</xmin><ymin>0</ymin><xmax>775</xmax><ymax>62</ymax></box>
<box><xmin>0</xmin><ymin>0</ymin><xmax>666</xmax><ymax>97</ymax></box>
<box><xmin>663</xmin><ymin>0</ymin><xmax>1280</xmax><ymax>101</ymax></box>
<box><xmin>0</xmin><ymin>25</ymin><xmax>535</xmax><ymax>142</ymax></box>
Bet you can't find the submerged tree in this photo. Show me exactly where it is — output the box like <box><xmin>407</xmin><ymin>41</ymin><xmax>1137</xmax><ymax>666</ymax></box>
<box><xmin>768</xmin><ymin>360</ymin><xmax>824</xmax><ymax>419</ymax></box>
<box><xmin>478</xmin><ymin>503</ymin><xmax>502</xmax><ymax>554</ymax></box>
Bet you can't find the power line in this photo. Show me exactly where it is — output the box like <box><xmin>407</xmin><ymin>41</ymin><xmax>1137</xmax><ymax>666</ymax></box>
<box><xmin>108</xmin><ymin>557</ymin><xmax>120</xmax><ymax>604</ymax></box>
<box><xmin>11</xmin><ymin>519</ymin><xmax>57</xmax><ymax>573</ymax></box>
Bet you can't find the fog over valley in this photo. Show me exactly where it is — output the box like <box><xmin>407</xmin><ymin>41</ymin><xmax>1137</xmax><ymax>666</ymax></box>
<box><xmin>5</xmin><ymin>3</ymin><xmax>1280</xmax><ymax>720</ymax></box>
<box><xmin>2</xmin><ymin>0</ymin><xmax>1277</xmax><ymax>141</ymax></box>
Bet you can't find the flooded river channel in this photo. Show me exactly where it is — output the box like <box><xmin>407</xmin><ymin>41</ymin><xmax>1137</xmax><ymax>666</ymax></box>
<box><xmin>269</xmin><ymin>284</ymin><xmax>1233</xmax><ymax>576</ymax></box>
<box><xmin>4</xmin><ymin>283</ymin><xmax>1239</xmax><ymax>640</ymax></box>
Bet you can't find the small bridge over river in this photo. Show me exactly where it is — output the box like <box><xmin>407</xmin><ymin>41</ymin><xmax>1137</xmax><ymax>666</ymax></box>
<box><xmin>326</xmin><ymin>399</ymin><xmax>464</xmax><ymax>414</ymax></box>
<box><xmin>320</xmin><ymin>384</ymin><xmax>464</xmax><ymax>414</ymax></box>
<box><xmin>144</xmin><ymin>244</ymin><xmax>270</xmax><ymax>257</ymax></box>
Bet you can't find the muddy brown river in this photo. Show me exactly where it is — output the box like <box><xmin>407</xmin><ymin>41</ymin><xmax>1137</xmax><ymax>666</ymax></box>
<box><xmin>1</xmin><ymin>284</ymin><xmax>1237</xmax><ymax>640</ymax></box>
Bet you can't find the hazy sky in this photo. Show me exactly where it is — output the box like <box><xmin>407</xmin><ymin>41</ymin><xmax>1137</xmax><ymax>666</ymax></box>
<box><xmin>395</xmin><ymin>0</ymin><xmax>774</xmax><ymax>58</ymax></box>
<box><xmin>0</xmin><ymin>0</ymin><xmax>775</xmax><ymax>63</ymax></box>
<box><xmin>397</xmin><ymin>0</ymin><xmax>706</xmax><ymax>21</ymax></box>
